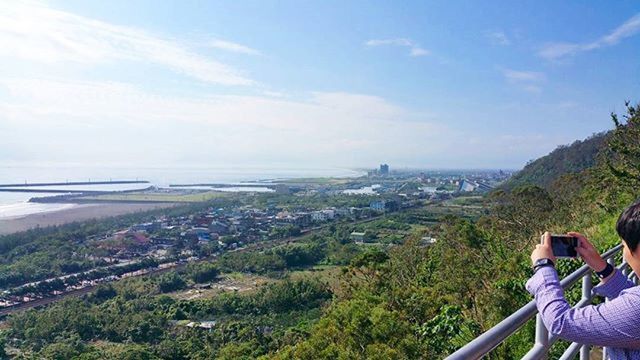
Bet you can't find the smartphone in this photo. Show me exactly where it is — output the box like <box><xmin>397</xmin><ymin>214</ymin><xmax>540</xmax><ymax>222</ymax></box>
<box><xmin>545</xmin><ymin>234</ymin><xmax>578</xmax><ymax>258</ymax></box>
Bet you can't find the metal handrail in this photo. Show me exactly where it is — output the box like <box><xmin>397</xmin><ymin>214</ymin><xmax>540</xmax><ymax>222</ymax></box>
<box><xmin>446</xmin><ymin>244</ymin><xmax>627</xmax><ymax>360</ymax></box>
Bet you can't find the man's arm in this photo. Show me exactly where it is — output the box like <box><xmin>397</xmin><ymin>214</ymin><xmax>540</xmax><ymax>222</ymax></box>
<box><xmin>565</xmin><ymin>231</ymin><xmax>636</xmax><ymax>298</ymax></box>
<box><xmin>526</xmin><ymin>266</ymin><xmax>640</xmax><ymax>348</ymax></box>
<box><xmin>593</xmin><ymin>268</ymin><xmax>635</xmax><ymax>299</ymax></box>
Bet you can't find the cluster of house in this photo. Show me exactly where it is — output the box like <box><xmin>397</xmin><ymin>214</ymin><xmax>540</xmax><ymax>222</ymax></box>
<box><xmin>0</xmin><ymin>191</ymin><xmax>424</xmax><ymax>310</ymax></box>
<box><xmin>274</xmin><ymin>206</ymin><xmax>376</xmax><ymax>227</ymax></box>
<box><xmin>93</xmin><ymin>199</ymin><xmax>407</xmax><ymax>261</ymax></box>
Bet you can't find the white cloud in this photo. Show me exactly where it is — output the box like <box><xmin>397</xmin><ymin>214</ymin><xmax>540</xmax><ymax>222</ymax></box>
<box><xmin>365</xmin><ymin>38</ymin><xmax>430</xmax><ymax>57</ymax></box>
<box><xmin>502</xmin><ymin>69</ymin><xmax>545</xmax><ymax>82</ymax></box>
<box><xmin>501</xmin><ymin>69</ymin><xmax>545</xmax><ymax>93</ymax></box>
<box><xmin>0</xmin><ymin>2</ymin><xmax>253</xmax><ymax>85</ymax></box>
<box><xmin>0</xmin><ymin>76</ymin><xmax>570</xmax><ymax>169</ymax></box>
<box><xmin>262</xmin><ymin>90</ymin><xmax>287</xmax><ymax>98</ymax></box>
<box><xmin>485</xmin><ymin>31</ymin><xmax>511</xmax><ymax>46</ymax></box>
<box><xmin>410</xmin><ymin>47</ymin><xmax>430</xmax><ymax>57</ymax></box>
<box><xmin>0</xmin><ymin>78</ymin><xmax>451</xmax><ymax>167</ymax></box>
<box><xmin>538</xmin><ymin>43</ymin><xmax>581</xmax><ymax>60</ymax></box>
<box><xmin>209</xmin><ymin>39</ymin><xmax>261</xmax><ymax>55</ymax></box>
<box><xmin>538</xmin><ymin>13</ymin><xmax>640</xmax><ymax>60</ymax></box>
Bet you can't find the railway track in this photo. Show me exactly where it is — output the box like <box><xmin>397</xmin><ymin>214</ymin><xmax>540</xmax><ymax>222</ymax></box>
<box><xmin>0</xmin><ymin>225</ymin><xmax>319</xmax><ymax>316</ymax></box>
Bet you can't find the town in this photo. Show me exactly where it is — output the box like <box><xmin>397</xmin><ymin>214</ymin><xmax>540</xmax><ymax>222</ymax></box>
<box><xmin>0</xmin><ymin>166</ymin><xmax>511</xmax><ymax>312</ymax></box>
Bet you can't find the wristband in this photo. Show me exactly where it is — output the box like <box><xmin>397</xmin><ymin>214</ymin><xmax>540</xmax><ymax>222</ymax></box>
<box><xmin>596</xmin><ymin>263</ymin><xmax>614</xmax><ymax>279</ymax></box>
<box><xmin>532</xmin><ymin>258</ymin><xmax>555</xmax><ymax>273</ymax></box>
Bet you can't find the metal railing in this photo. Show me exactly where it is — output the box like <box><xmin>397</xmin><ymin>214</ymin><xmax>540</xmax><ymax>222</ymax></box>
<box><xmin>446</xmin><ymin>244</ymin><xmax>637</xmax><ymax>360</ymax></box>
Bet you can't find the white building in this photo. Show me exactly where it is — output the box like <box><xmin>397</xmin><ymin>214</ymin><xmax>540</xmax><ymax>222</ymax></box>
<box><xmin>311</xmin><ymin>209</ymin><xmax>336</xmax><ymax>222</ymax></box>
<box><xmin>351</xmin><ymin>232</ymin><xmax>366</xmax><ymax>244</ymax></box>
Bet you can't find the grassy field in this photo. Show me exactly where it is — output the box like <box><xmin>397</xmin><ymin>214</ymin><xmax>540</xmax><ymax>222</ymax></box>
<box><xmin>169</xmin><ymin>272</ymin><xmax>273</xmax><ymax>301</ymax></box>
<box><xmin>79</xmin><ymin>191</ymin><xmax>228</xmax><ymax>203</ymax></box>
<box><xmin>426</xmin><ymin>200</ymin><xmax>486</xmax><ymax>219</ymax></box>
<box><xmin>288</xmin><ymin>265</ymin><xmax>343</xmax><ymax>291</ymax></box>
<box><xmin>168</xmin><ymin>267</ymin><xmax>340</xmax><ymax>301</ymax></box>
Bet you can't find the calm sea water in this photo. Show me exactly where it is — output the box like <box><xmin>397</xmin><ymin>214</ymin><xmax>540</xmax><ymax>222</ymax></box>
<box><xmin>0</xmin><ymin>164</ymin><xmax>361</xmax><ymax>219</ymax></box>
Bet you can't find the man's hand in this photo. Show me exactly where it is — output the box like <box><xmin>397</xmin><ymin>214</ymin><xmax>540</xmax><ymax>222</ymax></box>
<box><xmin>531</xmin><ymin>231</ymin><xmax>556</xmax><ymax>266</ymax></box>
<box><xmin>569</xmin><ymin>231</ymin><xmax>607</xmax><ymax>272</ymax></box>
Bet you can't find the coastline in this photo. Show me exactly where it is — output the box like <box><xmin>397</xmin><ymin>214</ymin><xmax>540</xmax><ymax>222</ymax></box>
<box><xmin>0</xmin><ymin>169</ymin><xmax>363</xmax><ymax>236</ymax></box>
<box><xmin>0</xmin><ymin>203</ymin><xmax>176</xmax><ymax>236</ymax></box>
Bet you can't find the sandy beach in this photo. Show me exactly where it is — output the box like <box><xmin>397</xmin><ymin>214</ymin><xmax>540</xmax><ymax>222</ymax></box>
<box><xmin>0</xmin><ymin>203</ymin><xmax>177</xmax><ymax>235</ymax></box>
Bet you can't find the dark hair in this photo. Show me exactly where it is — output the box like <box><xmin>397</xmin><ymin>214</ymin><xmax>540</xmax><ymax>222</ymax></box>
<box><xmin>616</xmin><ymin>200</ymin><xmax>640</xmax><ymax>253</ymax></box>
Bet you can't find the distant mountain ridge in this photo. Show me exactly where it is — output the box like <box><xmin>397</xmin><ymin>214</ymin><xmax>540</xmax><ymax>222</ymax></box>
<box><xmin>502</xmin><ymin>132</ymin><xmax>609</xmax><ymax>190</ymax></box>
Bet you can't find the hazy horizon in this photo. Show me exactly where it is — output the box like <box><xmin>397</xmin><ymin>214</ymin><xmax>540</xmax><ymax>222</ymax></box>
<box><xmin>1</xmin><ymin>1</ymin><xmax>638</xmax><ymax>169</ymax></box>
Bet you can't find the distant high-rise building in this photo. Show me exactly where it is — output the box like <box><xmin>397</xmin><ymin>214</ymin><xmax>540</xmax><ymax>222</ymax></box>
<box><xmin>379</xmin><ymin>164</ymin><xmax>389</xmax><ymax>175</ymax></box>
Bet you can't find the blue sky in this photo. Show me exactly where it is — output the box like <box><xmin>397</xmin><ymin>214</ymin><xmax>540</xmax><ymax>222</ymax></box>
<box><xmin>0</xmin><ymin>0</ymin><xmax>638</xmax><ymax>169</ymax></box>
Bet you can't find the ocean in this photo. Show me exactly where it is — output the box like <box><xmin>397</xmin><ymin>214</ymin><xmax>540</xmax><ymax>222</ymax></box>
<box><xmin>0</xmin><ymin>164</ymin><xmax>362</xmax><ymax>219</ymax></box>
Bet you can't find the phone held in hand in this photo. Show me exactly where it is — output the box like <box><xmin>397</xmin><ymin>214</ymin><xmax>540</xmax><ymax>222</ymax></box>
<box><xmin>543</xmin><ymin>234</ymin><xmax>578</xmax><ymax>258</ymax></box>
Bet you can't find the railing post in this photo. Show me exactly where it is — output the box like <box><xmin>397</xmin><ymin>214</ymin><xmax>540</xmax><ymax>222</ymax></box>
<box><xmin>535</xmin><ymin>314</ymin><xmax>549</xmax><ymax>360</ymax></box>
<box><xmin>446</xmin><ymin>244</ymin><xmax>623</xmax><ymax>360</ymax></box>
<box><xmin>580</xmin><ymin>273</ymin><xmax>592</xmax><ymax>360</ymax></box>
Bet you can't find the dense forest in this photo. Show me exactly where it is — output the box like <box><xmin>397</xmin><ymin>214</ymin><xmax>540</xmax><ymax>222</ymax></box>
<box><xmin>1</xmin><ymin>102</ymin><xmax>639</xmax><ymax>359</ymax></box>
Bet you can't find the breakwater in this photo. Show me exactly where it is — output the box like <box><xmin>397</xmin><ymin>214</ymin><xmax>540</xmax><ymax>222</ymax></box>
<box><xmin>0</xmin><ymin>180</ymin><xmax>149</xmax><ymax>188</ymax></box>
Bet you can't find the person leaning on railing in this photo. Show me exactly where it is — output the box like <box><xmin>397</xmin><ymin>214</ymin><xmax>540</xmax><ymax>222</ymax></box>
<box><xmin>527</xmin><ymin>200</ymin><xmax>640</xmax><ymax>358</ymax></box>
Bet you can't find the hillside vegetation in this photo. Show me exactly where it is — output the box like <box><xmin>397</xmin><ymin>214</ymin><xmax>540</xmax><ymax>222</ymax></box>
<box><xmin>270</xmin><ymin>103</ymin><xmax>640</xmax><ymax>359</ymax></box>
<box><xmin>502</xmin><ymin>132</ymin><xmax>609</xmax><ymax>190</ymax></box>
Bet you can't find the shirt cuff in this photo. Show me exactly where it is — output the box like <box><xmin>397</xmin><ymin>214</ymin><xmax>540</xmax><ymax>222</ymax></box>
<box><xmin>593</xmin><ymin>269</ymin><xmax>627</xmax><ymax>299</ymax></box>
<box><xmin>526</xmin><ymin>266</ymin><xmax>559</xmax><ymax>295</ymax></box>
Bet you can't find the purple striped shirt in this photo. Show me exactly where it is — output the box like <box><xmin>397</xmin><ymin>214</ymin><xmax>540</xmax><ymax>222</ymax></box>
<box><xmin>526</xmin><ymin>266</ymin><xmax>640</xmax><ymax>359</ymax></box>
